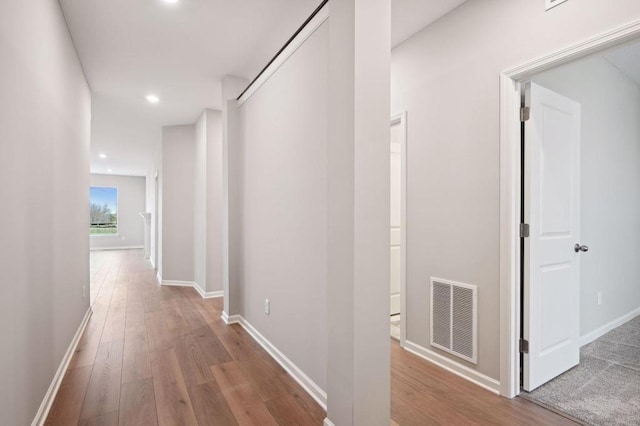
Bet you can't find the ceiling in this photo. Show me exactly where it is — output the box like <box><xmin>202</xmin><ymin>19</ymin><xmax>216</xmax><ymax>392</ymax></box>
<box><xmin>392</xmin><ymin>0</ymin><xmax>467</xmax><ymax>47</ymax></box>
<box><xmin>59</xmin><ymin>0</ymin><xmax>466</xmax><ymax>177</ymax></box>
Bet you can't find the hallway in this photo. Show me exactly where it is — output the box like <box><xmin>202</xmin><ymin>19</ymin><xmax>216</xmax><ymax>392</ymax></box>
<box><xmin>45</xmin><ymin>250</ymin><xmax>576</xmax><ymax>425</ymax></box>
<box><xmin>46</xmin><ymin>250</ymin><xmax>325</xmax><ymax>425</ymax></box>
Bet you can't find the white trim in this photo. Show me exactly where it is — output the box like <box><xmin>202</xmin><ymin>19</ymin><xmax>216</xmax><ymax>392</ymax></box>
<box><xmin>323</xmin><ymin>419</ymin><xmax>336</xmax><ymax>426</ymax></box>
<box><xmin>391</xmin><ymin>111</ymin><xmax>408</xmax><ymax>348</ymax></box>
<box><xmin>161</xmin><ymin>280</ymin><xmax>223</xmax><ymax>299</ymax></box>
<box><xmin>156</xmin><ymin>271</ymin><xmax>162</xmax><ymax>284</ymax></box>
<box><xmin>231</xmin><ymin>315</ymin><xmax>327</xmax><ymax>410</ymax></box>
<box><xmin>193</xmin><ymin>283</ymin><xmax>206</xmax><ymax>297</ymax></box>
<box><xmin>499</xmin><ymin>72</ymin><xmax>522</xmax><ymax>399</ymax></box>
<box><xmin>504</xmin><ymin>20</ymin><xmax>640</xmax><ymax>82</ymax></box>
<box><xmin>89</xmin><ymin>245</ymin><xmax>144</xmax><ymax>251</ymax></box>
<box><xmin>404</xmin><ymin>340</ymin><xmax>500</xmax><ymax>395</ymax></box>
<box><xmin>31</xmin><ymin>307</ymin><xmax>93</xmax><ymax>426</ymax></box>
<box><xmin>161</xmin><ymin>280</ymin><xmax>195</xmax><ymax>287</ymax></box>
<box><xmin>499</xmin><ymin>19</ymin><xmax>640</xmax><ymax>399</ymax></box>
<box><xmin>221</xmin><ymin>312</ymin><xmax>241</xmax><ymax>325</ymax></box>
<box><xmin>237</xmin><ymin>5</ymin><xmax>329</xmax><ymax>107</ymax></box>
<box><xmin>192</xmin><ymin>284</ymin><xmax>224</xmax><ymax>299</ymax></box>
<box><xmin>579</xmin><ymin>306</ymin><xmax>640</xmax><ymax>347</ymax></box>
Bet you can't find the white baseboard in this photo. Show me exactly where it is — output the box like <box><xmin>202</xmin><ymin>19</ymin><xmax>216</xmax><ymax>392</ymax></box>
<box><xmin>31</xmin><ymin>307</ymin><xmax>93</xmax><ymax>426</ymax></box>
<box><xmin>221</xmin><ymin>312</ymin><xmax>241</xmax><ymax>324</ymax></box>
<box><xmin>323</xmin><ymin>418</ymin><xmax>336</xmax><ymax>426</ymax></box>
<box><xmin>229</xmin><ymin>315</ymin><xmax>327</xmax><ymax>410</ymax></box>
<box><xmin>161</xmin><ymin>280</ymin><xmax>223</xmax><ymax>299</ymax></box>
<box><xmin>193</xmin><ymin>284</ymin><xmax>223</xmax><ymax>299</ymax></box>
<box><xmin>404</xmin><ymin>340</ymin><xmax>500</xmax><ymax>395</ymax></box>
<box><xmin>161</xmin><ymin>280</ymin><xmax>195</xmax><ymax>287</ymax></box>
<box><xmin>579</xmin><ymin>306</ymin><xmax>640</xmax><ymax>347</ymax></box>
<box><xmin>89</xmin><ymin>245</ymin><xmax>144</xmax><ymax>251</ymax></box>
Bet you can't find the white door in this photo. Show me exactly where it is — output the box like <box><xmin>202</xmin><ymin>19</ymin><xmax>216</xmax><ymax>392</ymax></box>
<box><xmin>523</xmin><ymin>82</ymin><xmax>581</xmax><ymax>391</ymax></box>
<box><xmin>390</xmin><ymin>122</ymin><xmax>402</xmax><ymax>315</ymax></box>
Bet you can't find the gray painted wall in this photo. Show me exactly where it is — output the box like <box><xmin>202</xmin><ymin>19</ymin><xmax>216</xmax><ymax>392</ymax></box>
<box><xmin>146</xmin><ymin>143</ymin><xmax>162</xmax><ymax>271</ymax></box>
<box><xmin>237</xmin><ymin>22</ymin><xmax>329</xmax><ymax>390</ymax></box>
<box><xmin>205</xmin><ymin>111</ymin><xmax>224</xmax><ymax>294</ymax></box>
<box><xmin>391</xmin><ymin>0</ymin><xmax>640</xmax><ymax>380</ymax></box>
<box><xmin>161</xmin><ymin>125</ymin><xmax>195</xmax><ymax>282</ymax></box>
<box><xmin>194</xmin><ymin>109</ymin><xmax>224</xmax><ymax>294</ymax></box>
<box><xmin>533</xmin><ymin>55</ymin><xmax>640</xmax><ymax>337</ymax></box>
<box><xmin>90</xmin><ymin>174</ymin><xmax>146</xmax><ymax>250</ymax></box>
<box><xmin>195</xmin><ymin>113</ymin><xmax>207</xmax><ymax>291</ymax></box>
<box><xmin>0</xmin><ymin>0</ymin><xmax>91</xmax><ymax>423</ymax></box>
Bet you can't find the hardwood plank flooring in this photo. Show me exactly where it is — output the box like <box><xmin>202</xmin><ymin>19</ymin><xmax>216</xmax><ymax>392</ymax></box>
<box><xmin>118</xmin><ymin>378</ymin><xmax>158</xmax><ymax>426</ymax></box>
<box><xmin>46</xmin><ymin>249</ymin><xmax>577</xmax><ymax>425</ymax></box>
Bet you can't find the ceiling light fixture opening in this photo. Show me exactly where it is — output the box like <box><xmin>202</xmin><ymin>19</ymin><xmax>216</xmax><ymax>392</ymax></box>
<box><xmin>146</xmin><ymin>94</ymin><xmax>160</xmax><ymax>104</ymax></box>
<box><xmin>165</xmin><ymin>0</ymin><xmax>179</xmax><ymax>4</ymax></box>
<box><xmin>99</xmin><ymin>153</ymin><xmax>107</xmax><ymax>159</ymax></box>
<box><xmin>107</xmin><ymin>169</ymin><xmax>113</xmax><ymax>173</ymax></box>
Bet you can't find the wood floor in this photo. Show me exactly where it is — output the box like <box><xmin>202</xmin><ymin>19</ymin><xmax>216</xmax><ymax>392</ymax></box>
<box><xmin>46</xmin><ymin>250</ymin><xmax>576</xmax><ymax>425</ymax></box>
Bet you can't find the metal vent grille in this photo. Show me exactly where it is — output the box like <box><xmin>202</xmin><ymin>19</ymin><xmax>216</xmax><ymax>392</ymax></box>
<box><xmin>432</xmin><ymin>282</ymin><xmax>451</xmax><ymax>349</ymax></box>
<box><xmin>430</xmin><ymin>278</ymin><xmax>477</xmax><ymax>364</ymax></box>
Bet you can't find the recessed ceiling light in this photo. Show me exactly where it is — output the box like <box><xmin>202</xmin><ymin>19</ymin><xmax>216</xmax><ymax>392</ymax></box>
<box><xmin>107</xmin><ymin>169</ymin><xmax>113</xmax><ymax>173</ymax></box>
<box><xmin>146</xmin><ymin>94</ymin><xmax>160</xmax><ymax>104</ymax></box>
<box><xmin>165</xmin><ymin>0</ymin><xmax>179</xmax><ymax>3</ymax></box>
<box><xmin>99</xmin><ymin>153</ymin><xmax>107</xmax><ymax>159</ymax></box>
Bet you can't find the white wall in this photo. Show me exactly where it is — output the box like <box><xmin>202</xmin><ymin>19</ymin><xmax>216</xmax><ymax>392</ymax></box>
<box><xmin>532</xmin><ymin>55</ymin><xmax>640</xmax><ymax>337</ymax></box>
<box><xmin>161</xmin><ymin>125</ymin><xmax>195</xmax><ymax>282</ymax></box>
<box><xmin>154</xmin><ymin>150</ymin><xmax>161</xmax><ymax>272</ymax></box>
<box><xmin>205</xmin><ymin>111</ymin><xmax>224</xmax><ymax>294</ymax></box>
<box><xmin>194</xmin><ymin>113</ymin><xmax>207</xmax><ymax>291</ymax></box>
<box><xmin>90</xmin><ymin>174</ymin><xmax>146</xmax><ymax>249</ymax></box>
<box><xmin>0</xmin><ymin>0</ymin><xmax>91</xmax><ymax>424</ymax></box>
<box><xmin>194</xmin><ymin>109</ymin><xmax>224</xmax><ymax>294</ymax></box>
<box><xmin>237</xmin><ymin>22</ymin><xmax>328</xmax><ymax>390</ymax></box>
<box><xmin>145</xmin><ymin>142</ymin><xmax>162</xmax><ymax>270</ymax></box>
<box><xmin>391</xmin><ymin>0</ymin><xmax>640</xmax><ymax>381</ymax></box>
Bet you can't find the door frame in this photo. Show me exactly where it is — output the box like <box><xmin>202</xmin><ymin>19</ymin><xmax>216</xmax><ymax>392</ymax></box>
<box><xmin>391</xmin><ymin>111</ymin><xmax>407</xmax><ymax>347</ymax></box>
<box><xmin>499</xmin><ymin>20</ymin><xmax>640</xmax><ymax>399</ymax></box>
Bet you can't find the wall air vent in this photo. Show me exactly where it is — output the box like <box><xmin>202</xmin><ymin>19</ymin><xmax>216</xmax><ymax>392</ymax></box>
<box><xmin>430</xmin><ymin>277</ymin><xmax>477</xmax><ymax>364</ymax></box>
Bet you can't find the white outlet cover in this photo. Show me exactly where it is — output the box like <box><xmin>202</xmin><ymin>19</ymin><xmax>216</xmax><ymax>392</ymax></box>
<box><xmin>546</xmin><ymin>0</ymin><xmax>568</xmax><ymax>11</ymax></box>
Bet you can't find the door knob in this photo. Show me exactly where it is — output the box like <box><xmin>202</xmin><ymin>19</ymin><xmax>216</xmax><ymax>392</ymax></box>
<box><xmin>574</xmin><ymin>244</ymin><xmax>589</xmax><ymax>253</ymax></box>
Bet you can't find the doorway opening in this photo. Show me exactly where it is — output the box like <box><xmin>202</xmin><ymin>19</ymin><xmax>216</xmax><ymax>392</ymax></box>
<box><xmin>390</xmin><ymin>112</ymin><xmax>407</xmax><ymax>345</ymax></box>
<box><xmin>501</xmin><ymin>27</ymin><xmax>640</xmax><ymax>425</ymax></box>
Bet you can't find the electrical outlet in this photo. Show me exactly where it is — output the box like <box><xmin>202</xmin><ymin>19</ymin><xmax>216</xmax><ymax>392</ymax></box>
<box><xmin>597</xmin><ymin>292</ymin><xmax>602</xmax><ymax>305</ymax></box>
<box><xmin>264</xmin><ymin>299</ymin><xmax>270</xmax><ymax>315</ymax></box>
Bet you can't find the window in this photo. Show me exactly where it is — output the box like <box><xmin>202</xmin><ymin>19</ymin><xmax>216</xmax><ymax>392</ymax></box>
<box><xmin>90</xmin><ymin>186</ymin><xmax>118</xmax><ymax>235</ymax></box>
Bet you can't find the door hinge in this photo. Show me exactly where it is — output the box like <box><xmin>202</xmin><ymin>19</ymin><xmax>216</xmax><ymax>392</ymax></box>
<box><xmin>520</xmin><ymin>107</ymin><xmax>530</xmax><ymax>122</ymax></box>
<box><xmin>519</xmin><ymin>223</ymin><xmax>530</xmax><ymax>238</ymax></box>
<box><xmin>519</xmin><ymin>339</ymin><xmax>529</xmax><ymax>354</ymax></box>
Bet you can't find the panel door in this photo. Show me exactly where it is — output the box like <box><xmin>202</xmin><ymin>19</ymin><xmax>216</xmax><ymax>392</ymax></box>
<box><xmin>523</xmin><ymin>82</ymin><xmax>582</xmax><ymax>391</ymax></box>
